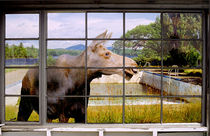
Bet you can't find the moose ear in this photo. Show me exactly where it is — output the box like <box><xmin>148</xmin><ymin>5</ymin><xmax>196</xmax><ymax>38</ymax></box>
<box><xmin>105</xmin><ymin>32</ymin><xmax>112</xmax><ymax>39</ymax></box>
<box><xmin>89</xmin><ymin>30</ymin><xmax>112</xmax><ymax>52</ymax></box>
<box><xmin>95</xmin><ymin>30</ymin><xmax>108</xmax><ymax>39</ymax></box>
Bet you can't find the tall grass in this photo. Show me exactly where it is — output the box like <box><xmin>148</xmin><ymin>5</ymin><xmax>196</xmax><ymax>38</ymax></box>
<box><xmin>163</xmin><ymin>102</ymin><xmax>201</xmax><ymax>123</ymax></box>
<box><xmin>87</xmin><ymin>106</ymin><xmax>122</xmax><ymax>123</ymax></box>
<box><xmin>5</xmin><ymin>102</ymin><xmax>201</xmax><ymax>123</ymax></box>
<box><xmin>5</xmin><ymin>105</ymin><xmax>39</xmax><ymax>122</ymax></box>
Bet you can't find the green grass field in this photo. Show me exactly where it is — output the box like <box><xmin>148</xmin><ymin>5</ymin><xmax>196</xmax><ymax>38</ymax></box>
<box><xmin>5</xmin><ymin>101</ymin><xmax>201</xmax><ymax>123</ymax></box>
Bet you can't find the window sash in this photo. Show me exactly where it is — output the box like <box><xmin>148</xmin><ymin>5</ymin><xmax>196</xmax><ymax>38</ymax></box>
<box><xmin>0</xmin><ymin>10</ymin><xmax>207</xmax><ymax>126</ymax></box>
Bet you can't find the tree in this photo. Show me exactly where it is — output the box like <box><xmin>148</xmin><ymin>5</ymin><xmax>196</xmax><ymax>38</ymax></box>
<box><xmin>113</xmin><ymin>17</ymin><xmax>161</xmax><ymax>66</ymax></box>
<box><xmin>113</xmin><ymin>14</ymin><xmax>202</xmax><ymax>67</ymax></box>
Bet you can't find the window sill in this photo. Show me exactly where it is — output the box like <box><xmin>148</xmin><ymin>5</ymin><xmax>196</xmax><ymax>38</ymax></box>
<box><xmin>2</xmin><ymin>123</ymin><xmax>207</xmax><ymax>130</ymax></box>
<box><xmin>2</xmin><ymin>124</ymin><xmax>207</xmax><ymax>136</ymax></box>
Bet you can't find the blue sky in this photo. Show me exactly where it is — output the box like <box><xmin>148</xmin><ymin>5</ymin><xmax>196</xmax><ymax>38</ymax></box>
<box><xmin>6</xmin><ymin>13</ymin><xmax>160</xmax><ymax>49</ymax></box>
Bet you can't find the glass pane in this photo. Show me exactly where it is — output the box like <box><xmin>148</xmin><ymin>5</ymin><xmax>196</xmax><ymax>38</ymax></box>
<box><xmin>48</xmin><ymin>13</ymin><xmax>85</xmax><ymax>38</ymax></box>
<box><xmin>158</xmin><ymin>133</ymin><xmax>204</xmax><ymax>136</ymax></box>
<box><xmin>47</xmin><ymin>69</ymin><xmax>85</xmax><ymax>96</ymax></box>
<box><xmin>52</xmin><ymin>132</ymin><xmax>98</xmax><ymax>136</ymax></box>
<box><xmin>3</xmin><ymin>132</ymin><xmax>45</xmax><ymax>136</ymax></box>
<box><xmin>105</xmin><ymin>132</ymin><xmax>152</xmax><ymax>136</ymax></box>
<box><xmin>5</xmin><ymin>97</ymin><xmax>39</xmax><ymax>122</ymax></box>
<box><xmin>87</xmin><ymin>40</ymin><xmax>137</xmax><ymax>68</ymax></box>
<box><xmin>5</xmin><ymin>40</ymin><xmax>39</xmax><ymax>66</ymax></box>
<box><xmin>47</xmin><ymin>97</ymin><xmax>85</xmax><ymax>123</ymax></box>
<box><xmin>125</xmin><ymin>69</ymin><xmax>161</xmax><ymax>96</ymax></box>
<box><xmin>47</xmin><ymin>40</ymin><xmax>85</xmax><ymax>66</ymax></box>
<box><xmin>124</xmin><ymin>40</ymin><xmax>161</xmax><ymax>67</ymax></box>
<box><xmin>125</xmin><ymin>13</ymin><xmax>161</xmax><ymax>39</ymax></box>
<box><xmin>87</xmin><ymin>97</ymin><xmax>123</xmax><ymax>123</ymax></box>
<box><xmin>163</xmin><ymin>41</ymin><xmax>202</xmax><ymax>68</ymax></box>
<box><xmin>163</xmin><ymin>97</ymin><xmax>201</xmax><ymax>123</ymax></box>
<box><xmin>163</xmin><ymin>13</ymin><xmax>202</xmax><ymax>39</ymax></box>
<box><xmin>88</xmin><ymin>13</ymin><xmax>123</xmax><ymax>38</ymax></box>
<box><xmin>90</xmin><ymin>70</ymin><xmax>123</xmax><ymax>95</ymax></box>
<box><xmin>5</xmin><ymin>68</ymin><xmax>39</xmax><ymax>95</ymax></box>
<box><xmin>163</xmin><ymin>69</ymin><xmax>202</xmax><ymax>96</ymax></box>
<box><xmin>125</xmin><ymin>97</ymin><xmax>160</xmax><ymax>123</ymax></box>
<box><xmin>6</xmin><ymin>14</ymin><xmax>39</xmax><ymax>38</ymax></box>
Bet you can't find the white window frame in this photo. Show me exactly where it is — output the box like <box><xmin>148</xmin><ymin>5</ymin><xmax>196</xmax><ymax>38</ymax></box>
<box><xmin>0</xmin><ymin>8</ymin><xmax>209</xmax><ymax>136</ymax></box>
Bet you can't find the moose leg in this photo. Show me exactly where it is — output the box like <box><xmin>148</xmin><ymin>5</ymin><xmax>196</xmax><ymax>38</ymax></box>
<box><xmin>74</xmin><ymin>113</ymin><xmax>85</xmax><ymax>123</ymax></box>
<box><xmin>47</xmin><ymin>119</ymin><xmax>52</xmax><ymax>123</ymax></box>
<box><xmin>59</xmin><ymin>113</ymin><xmax>69</xmax><ymax>123</ymax></box>
<box><xmin>74</xmin><ymin>103</ymin><xmax>85</xmax><ymax>123</ymax></box>
<box><xmin>17</xmin><ymin>97</ymin><xmax>33</xmax><ymax>121</ymax></box>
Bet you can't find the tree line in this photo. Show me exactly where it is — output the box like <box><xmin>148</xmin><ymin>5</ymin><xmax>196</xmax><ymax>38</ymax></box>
<box><xmin>112</xmin><ymin>13</ymin><xmax>202</xmax><ymax>67</ymax></box>
<box><xmin>5</xmin><ymin>43</ymin><xmax>82</xmax><ymax>59</ymax></box>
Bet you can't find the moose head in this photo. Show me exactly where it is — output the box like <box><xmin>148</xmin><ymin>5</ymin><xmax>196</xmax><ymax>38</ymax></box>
<box><xmin>87</xmin><ymin>30</ymin><xmax>138</xmax><ymax>80</ymax></box>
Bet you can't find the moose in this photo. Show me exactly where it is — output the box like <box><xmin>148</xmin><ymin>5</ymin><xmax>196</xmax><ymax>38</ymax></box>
<box><xmin>17</xmin><ymin>31</ymin><xmax>138</xmax><ymax>123</ymax></box>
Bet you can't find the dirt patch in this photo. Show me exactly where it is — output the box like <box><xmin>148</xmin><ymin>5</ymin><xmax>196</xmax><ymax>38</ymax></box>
<box><xmin>6</xmin><ymin>69</ymin><xmax>28</xmax><ymax>86</ymax></box>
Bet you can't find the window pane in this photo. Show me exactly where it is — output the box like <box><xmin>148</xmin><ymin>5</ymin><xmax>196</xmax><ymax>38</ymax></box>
<box><xmin>163</xmin><ymin>69</ymin><xmax>202</xmax><ymax>96</ymax></box>
<box><xmin>125</xmin><ymin>69</ymin><xmax>161</xmax><ymax>96</ymax></box>
<box><xmin>158</xmin><ymin>132</ymin><xmax>204</xmax><ymax>136</ymax></box>
<box><xmin>124</xmin><ymin>40</ymin><xmax>161</xmax><ymax>67</ymax></box>
<box><xmin>47</xmin><ymin>40</ymin><xmax>85</xmax><ymax>67</ymax></box>
<box><xmin>88</xmin><ymin>13</ymin><xmax>123</xmax><ymax>38</ymax></box>
<box><xmin>90</xmin><ymin>69</ymin><xmax>123</xmax><ymax>96</ymax></box>
<box><xmin>3</xmin><ymin>132</ymin><xmax>45</xmax><ymax>136</ymax></box>
<box><xmin>125</xmin><ymin>97</ymin><xmax>160</xmax><ymax>123</ymax></box>
<box><xmin>163</xmin><ymin>97</ymin><xmax>201</xmax><ymax>123</ymax></box>
<box><xmin>125</xmin><ymin>13</ymin><xmax>161</xmax><ymax>39</ymax></box>
<box><xmin>87</xmin><ymin>40</ymin><xmax>136</xmax><ymax>68</ymax></box>
<box><xmin>48</xmin><ymin>13</ymin><xmax>85</xmax><ymax>38</ymax></box>
<box><xmin>52</xmin><ymin>132</ymin><xmax>98</xmax><ymax>136</ymax></box>
<box><xmin>6</xmin><ymin>14</ymin><xmax>39</xmax><ymax>38</ymax></box>
<box><xmin>105</xmin><ymin>133</ymin><xmax>152</xmax><ymax>136</ymax></box>
<box><xmin>5</xmin><ymin>40</ymin><xmax>39</xmax><ymax>66</ymax></box>
<box><xmin>5</xmin><ymin>96</ymin><xmax>39</xmax><ymax>122</ymax></box>
<box><xmin>163</xmin><ymin>13</ymin><xmax>202</xmax><ymax>39</ymax></box>
<box><xmin>5</xmin><ymin>68</ymin><xmax>39</xmax><ymax>95</ymax></box>
<box><xmin>47</xmin><ymin>69</ymin><xmax>85</xmax><ymax>96</ymax></box>
<box><xmin>87</xmin><ymin>97</ymin><xmax>123</xmax><ymax>123</ymax></box>
<box><xmin>163</xmin><ymin>41</ymin><xmax>202</xmax><ymax>68</ymax></box>
<box><xmin>47</xmin><ymin>97</ymin><xmax>85</xmax><ymax>123</ymax></box>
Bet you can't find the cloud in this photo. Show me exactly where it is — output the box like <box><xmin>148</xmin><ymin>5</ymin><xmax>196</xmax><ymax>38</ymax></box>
<box><xmin>6</xmin><ymin>13</ymin><xmax>157</xmax><ymax>48</ymax></box>
<box><xmin>48</xmin><ymin>13</ymin><xmax>85</xmax><ymax>38</ymax></box>
<box><xmin>6</xmin><ymin>14</ymin><xmax>39</xmax><ymax>38</ymax></box>
<box><xmin>48</xmin><ymin>40</ymin><xmax>85</xmax><ymax>49</ymax></box>
<box><xmin>126</xmin><ymin>18</ymin><xmax>155</xmax><ymax>32</ymax></box>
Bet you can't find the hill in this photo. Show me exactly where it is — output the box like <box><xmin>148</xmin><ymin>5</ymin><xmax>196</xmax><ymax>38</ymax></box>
<box><xmin>65</xmin><ymin>44</ymin><xmax>85</xmax><ymax>51</ymax></box>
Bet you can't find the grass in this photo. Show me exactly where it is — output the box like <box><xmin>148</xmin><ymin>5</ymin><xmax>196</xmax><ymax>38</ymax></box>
<box><xmin>163</xmin><ymin>101</ymin><xmax>201</xmax><ymax>123</ymax></box>
<box><xmin>5</xmin><ymin>101</ymin><xmax>201</xmax><ymax>123</ymax></box>
<box><xmin>5</xmin><ymin>69</ymin><xmax>17</xmax><ymax>73</ymax></box>
<box><xmin>5</xmin><ymin>105</ymin><xmax>39</xmax><ymax>122</ymax></box>
<box><xmin>184</xmin><ymin>69</ymin><xmax>202</xmax><ymax>74</ymax></box>
<box><xmin>88</xmin><ymin>106</ymin><xmax>122</xmax><ymax>123</ymax></box>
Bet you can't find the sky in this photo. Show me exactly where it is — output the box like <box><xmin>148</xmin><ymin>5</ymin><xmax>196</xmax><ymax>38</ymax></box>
<box><xmin>6</xmin><ymin>13</ymin><xmax>159</xmax><ymax>49</ymax></box>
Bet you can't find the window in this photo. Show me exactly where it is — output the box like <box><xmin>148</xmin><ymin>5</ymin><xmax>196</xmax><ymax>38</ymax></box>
<box><xmin>1</xmin><ymin>11</ymin><xmax>206</xmax><ymax>126</ymax></box>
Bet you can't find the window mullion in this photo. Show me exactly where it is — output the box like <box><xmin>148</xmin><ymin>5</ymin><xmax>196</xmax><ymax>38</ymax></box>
<box><xmin>39</xmin><ymin>10</ymin><xmax>47</xmax><ymax>125</ymax></box>
<box><xmin>0</xmin><ymin>12</ymin><xmax>5</xmax><ymax>124</ymax></box>
<box><xmin>160</xmin><ymin>12</ymin><xmax>164</xmax><ymax>124</ymax></box>
<box><xmin>201</xmin><ymin>11</ymin><xmax>207</xmax><ymax>126</ymax></box>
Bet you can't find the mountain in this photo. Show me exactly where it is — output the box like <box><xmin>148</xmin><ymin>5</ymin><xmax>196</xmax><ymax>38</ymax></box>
<box><xmin>65</xmin><ymin>44</ymin><xmax>85</xmax><ymax>51</ymax></box>
<box><xmin>107</xmin><ymin>46</ymin><xmax>113</xmax><ymax>50</ymax></box>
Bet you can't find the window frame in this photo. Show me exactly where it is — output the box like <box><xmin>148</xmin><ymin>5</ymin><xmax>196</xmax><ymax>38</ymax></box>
<box><xmin>0</xmin><ymin>9</ymin><xmax>208</xmax><ymax>131</ymax></box>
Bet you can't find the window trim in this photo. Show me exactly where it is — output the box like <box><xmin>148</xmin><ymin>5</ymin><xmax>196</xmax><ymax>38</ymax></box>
<box><xmin>0</xmin><ymin>9</ymin><xmax>208</xmax><ymax>129</ymax></box>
